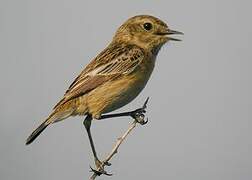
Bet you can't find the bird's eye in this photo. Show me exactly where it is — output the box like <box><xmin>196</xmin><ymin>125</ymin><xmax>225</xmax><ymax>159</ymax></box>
<box><xmin>143</xmin><ymin>22</ymin><xmax>153</xmax><ymax>31</ymax></box>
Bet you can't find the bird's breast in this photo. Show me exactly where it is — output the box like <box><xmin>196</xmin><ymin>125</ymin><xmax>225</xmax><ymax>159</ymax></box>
<box><xmin>87</xmin><ymin>60</ymin><xmax>154</xmax><ymax>119</ymax></box>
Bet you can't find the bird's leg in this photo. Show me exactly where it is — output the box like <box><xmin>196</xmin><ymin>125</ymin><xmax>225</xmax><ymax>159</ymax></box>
<box><xmin>87</xmin><ymin>98</ymin><xmax>149</xmax><ymax>178</ymax></box>
<box><xmin>83</xmin><ymin>115</ymin><xmax>111</xmax><ymax>176</ymax></box>
<box><xmin>98</xmin><ymin>97</ymin><xmax>149</xmax><ymax>125</ymax></box>
<box><xmin>83</xmin><ymin>115</ymin><xmax>100</xmax><ymax>167</ymax></box>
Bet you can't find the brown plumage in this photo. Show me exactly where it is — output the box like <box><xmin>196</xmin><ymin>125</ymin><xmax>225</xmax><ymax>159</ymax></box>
<box><xmin>25</xmin><ymin>15</ymin><xmax>183</xmax><ymax>161</ymax></box>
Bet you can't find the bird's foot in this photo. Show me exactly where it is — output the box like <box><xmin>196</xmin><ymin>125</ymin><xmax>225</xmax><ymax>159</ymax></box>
<box><xmin>89</xmin><ymin>159</ymin><xmax>112</xmax><ymax>176</ymax></box>
<box><xmin>95</xmin><ymin>158</ymin><xmax>111</xmax><ymax>167</ymax></box>
<box><xmin>130</xmin><ymin>97</ymin><xmax>149</xmax><ymax>125</ymax></box>
<box><xmin>89</xmin><ymin>166</ymin><xmax>113</xmax><ymax>176</ymax></box>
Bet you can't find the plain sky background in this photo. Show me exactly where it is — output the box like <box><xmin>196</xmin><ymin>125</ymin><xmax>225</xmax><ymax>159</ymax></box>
<box><xmin>1</xmin><ymin>0</ymin><xmax>251</xmax><ymax>179</ymax></box>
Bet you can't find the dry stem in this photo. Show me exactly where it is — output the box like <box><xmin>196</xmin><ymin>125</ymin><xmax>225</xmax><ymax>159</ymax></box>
<box><xmin>89</xmin><ymin>120</ymin><xmax>138</xmax><ymax>180</ymax></box>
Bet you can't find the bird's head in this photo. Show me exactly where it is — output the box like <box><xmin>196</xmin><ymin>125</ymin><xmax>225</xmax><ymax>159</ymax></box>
<box><xmin>113</xmin><ymin>15</ymin><xmax>183</xmax><ymax>54</ymax></box>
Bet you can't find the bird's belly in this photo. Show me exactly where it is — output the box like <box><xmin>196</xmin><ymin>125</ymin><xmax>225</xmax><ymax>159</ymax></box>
<box><xmin>87</xmin><ymin>71</ymin><xmax>152</xmax><ymax>119</ymax></box>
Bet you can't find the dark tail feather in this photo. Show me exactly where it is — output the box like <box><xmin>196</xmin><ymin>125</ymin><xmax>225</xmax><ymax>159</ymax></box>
<box><xmin>25</xmin><ymin>120</ymin><xmax>49</xmax><ymax>145</ymax></box>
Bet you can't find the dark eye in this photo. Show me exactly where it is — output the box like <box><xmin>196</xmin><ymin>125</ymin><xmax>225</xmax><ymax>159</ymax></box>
<box><xmin>143</xmin><ymin>22</ymin><xmax>153</xmax><ymax>31</ymax></box>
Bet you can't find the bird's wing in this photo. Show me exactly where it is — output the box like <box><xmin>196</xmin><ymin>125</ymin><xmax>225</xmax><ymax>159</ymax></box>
<box><xmin>53</xmin><ymin>44</ymin><xmax>144</xmax><ymax>109</ymax></box>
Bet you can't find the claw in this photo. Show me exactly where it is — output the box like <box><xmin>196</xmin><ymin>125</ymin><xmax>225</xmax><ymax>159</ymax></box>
<box><xmin>140</xmin><ymin>118</ymin><xmax>148</xmax><ymax>125</ymax></box>
<box><xmin>135</xmin><ymin>113</ymin><xmax>144</xmax><ymax>122</ymax></box>
<box><xmin>136</xmin><ymin>115</ymin><xmax>148</xmax><ymax>125</ymax></box>
<box><xmin>104</xmin><ymin>161</ymin><xmax>112</xmax><ymax>166</ymax></box>
<box><xmin>89</xmin><ymin>166</ymin><xmax>113</xmax><ymax>176</ymax></box>
<box><xmin>90</xmin><ymin>166</ymin><xmax>103</xmax><ymax>176</ymax></box>
<box><xmin>131</xmin><ymin>97</ymin><xmax>149</xmax><ymax>125</ymax></box>
<box><xmin>142</xmin><ymin>97</ymin><xmax>149</xmax><ymax>109</ymax></box>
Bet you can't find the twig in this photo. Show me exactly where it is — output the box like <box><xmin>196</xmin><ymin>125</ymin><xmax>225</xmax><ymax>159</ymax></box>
<box><xmin>89</xmin><ymin>120</ymin><xmax>138</xmax><ymax>180</ymax></box>
<box><xmin>89</xmin><ymin>97</ymin><xmax>149</xmax><ymax>179</ymax></box>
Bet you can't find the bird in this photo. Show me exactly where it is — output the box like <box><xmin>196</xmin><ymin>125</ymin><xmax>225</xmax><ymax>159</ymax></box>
<box><xmin>26</xmin><ymin>15</ymin><xmax>183</xmax><ymax>174</ymax></box>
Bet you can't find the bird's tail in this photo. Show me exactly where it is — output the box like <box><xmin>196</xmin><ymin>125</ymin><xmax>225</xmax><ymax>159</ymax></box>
<box><xmin>25</xmin><ymin>116</ymin><xmax>52</xmax><ymax>145</ymax></box>
<box><xmin>26</xmin><ymin>98</ymin><xmax>86</xmax><ymax>145</ymax></box>
<box><xmin>25</xmin><ymin>107</ymin><xmax>74</xmax><ymax>145</ymax></box>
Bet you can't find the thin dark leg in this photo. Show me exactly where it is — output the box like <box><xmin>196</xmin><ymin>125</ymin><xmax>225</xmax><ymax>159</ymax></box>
<box><xmin>83</xmin><ymin>114</ymin><xmax>100</xmax><ymax>166</ymax></box>
<box><xmin>98</xmin><ymin>97</ymin><xmax>149</xmax><ymax>125</ymax></box>
<box><xmin>83</xmin><ymin>114</ymin><xmax>111</xmax><ymax>176</ymax></box>
<box><xmin>99</xmin><ymin>111</ymin><xmax>134</xmax><ymax>119</ymax></box>
<box><xmin>84</xmin><ymin>98</ymin><xmax>149</xmax><ymax>176</ymax></box>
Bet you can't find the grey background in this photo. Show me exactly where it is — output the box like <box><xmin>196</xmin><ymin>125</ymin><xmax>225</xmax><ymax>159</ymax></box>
<box><xmin>1</xmin><ymin>0</ymin><xmax>251</xmax><ymax>179</ymax></box>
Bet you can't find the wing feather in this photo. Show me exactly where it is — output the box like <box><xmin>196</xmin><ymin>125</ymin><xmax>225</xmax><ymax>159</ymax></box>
<box><xmin>53</xmin><ymin>44</ymin><xmax>144</xmax><ymax>109</ymax></box>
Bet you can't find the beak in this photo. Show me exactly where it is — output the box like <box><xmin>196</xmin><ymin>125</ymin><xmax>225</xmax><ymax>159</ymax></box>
<box><xmin>156</xmin><ymin>29</ymin><xmax>184</xmax><ymax>41</ymax></box>
<box><xmin>166</xmin><ymin>29</ymin><xmax>184</xmax><ymax>35</ymax></box>
<box><xmin>166</xmin><ymin>29</ymin><xmax>184</xmax><ymax>41</ymax></box>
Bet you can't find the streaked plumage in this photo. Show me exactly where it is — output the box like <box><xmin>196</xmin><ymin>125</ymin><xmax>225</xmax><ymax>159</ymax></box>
<box><xmin>26</xmin><ymin>15</ymin><xmax>183</xmax><ymax>148</ymax></box>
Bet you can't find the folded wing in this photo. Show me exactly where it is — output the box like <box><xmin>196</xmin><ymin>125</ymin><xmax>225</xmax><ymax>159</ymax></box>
<box><xmin>53</xmin><ymin>44</ymin><xmax>144</xmax><ymax>109</ymax></box>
